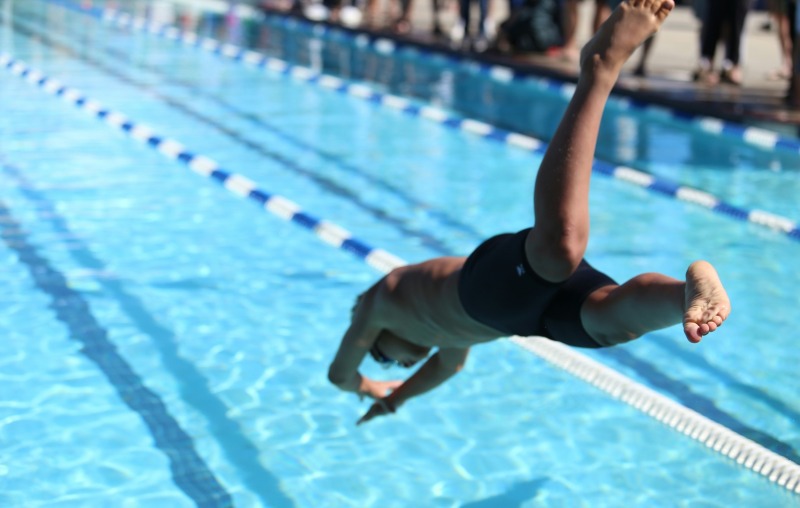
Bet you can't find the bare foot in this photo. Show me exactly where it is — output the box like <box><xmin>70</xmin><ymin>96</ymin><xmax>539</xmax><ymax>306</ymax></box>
<box><xmin>559</xmin><ymin>44</ymin><xmax>580</xmax><ymax>63</ymax></box>
<box><xmin>683</xmin><ymin>260</ymin><xmax>730</xmax><ymax>343</ymax></box>
<box><xmin>580</xmin><ymin>0</ymin><xmax>674</xmax><ymax>78</ymax></box>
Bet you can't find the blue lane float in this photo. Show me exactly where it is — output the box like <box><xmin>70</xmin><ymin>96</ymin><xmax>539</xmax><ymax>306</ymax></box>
<box><xmin>3</xmin><ymin>51</ymin><xmax>800</xmax><ymax>495</ymax></box>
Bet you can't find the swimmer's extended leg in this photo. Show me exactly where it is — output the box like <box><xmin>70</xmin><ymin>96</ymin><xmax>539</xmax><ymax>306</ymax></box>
<box><xmin>581</xmin><ymin>261</ymin><xmax>731</xmax><ymax>345</ymax></box>
<box><xmin>525</xmin><ymin>0</ymin><xmax>674</xmax><ymax>282</ymax></box>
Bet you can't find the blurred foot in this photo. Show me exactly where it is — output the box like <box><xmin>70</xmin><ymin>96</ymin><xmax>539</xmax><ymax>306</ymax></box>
<box><xmin>767</xmin><ymin>66</ymin><xmax>792</xmax><ymax>81</ymax></box>
<box><xmin>392</xmin><ymin>17</ymin><xmax>411</xmax><ymax>34</ymax></box>
<box><xmin>692</xmin><ymin>63</ymin><xmax>718</xmax><ymax>86</ymax></box>
<box><xmin>719</xmin><ymin>66</ymin><xmax>742</xmax><ymax>86</ymax></box>
<box><xmin>559</xmin><ymin>44</ymin><xmax>580</xmax><ymax>62</ymax></box>
<box><xmin>473</xmin><ymin>35</ymin><xmax>489</xmax><ymax>53</ymax></box>
<box><xmin>450</xmin><ymin>21</ymin><xmax>465</xmax><ymax>43</ymax></box>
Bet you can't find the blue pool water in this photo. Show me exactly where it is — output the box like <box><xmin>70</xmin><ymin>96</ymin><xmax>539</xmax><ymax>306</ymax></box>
<box><xmin>1</xmin><ymin>0</ymin><xmax>799</xmax><ymax>506</ymax></box>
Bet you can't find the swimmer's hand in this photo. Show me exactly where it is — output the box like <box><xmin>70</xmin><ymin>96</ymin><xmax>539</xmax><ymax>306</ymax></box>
<box><xmin>357</xmin><ymin>397</ymin><xmax>397</xmax><ymax>426</ymax></box>
<box><xmin>358</xmin><ymin>378</ymin><xmax>403</xmax><ymax>401</ymax></box>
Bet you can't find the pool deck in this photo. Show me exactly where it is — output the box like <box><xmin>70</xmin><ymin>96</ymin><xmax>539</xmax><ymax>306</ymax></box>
<box><xmin>345</xmin><ymin>2</ymin><xmax>800</xmax><ymax>135</ymax></box>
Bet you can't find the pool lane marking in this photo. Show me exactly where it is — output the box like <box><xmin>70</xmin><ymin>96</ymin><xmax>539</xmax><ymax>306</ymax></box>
<box><xmin>3</xmin><ymin>53</ymin><xmax>799</xmax><ymax>495</ymax></box>
<box><xmin>55</xmin><ymin>3</ymin><xmax>800</xmax><ymax>243</ymax></box>
<box><xmin>0</xmin><ymin>160</ymin><xmax>296</xmax><ymax>508</ymax></box>
<box><xmin>0</xmin><ymin>198</ymin><xmax>234</xmax><ymax>508</ymax></box>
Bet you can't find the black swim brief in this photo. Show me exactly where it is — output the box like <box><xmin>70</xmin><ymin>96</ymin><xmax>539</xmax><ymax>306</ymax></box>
<box><xmin>458</xmin><ymin>228</ymin><xmax>617</xmax><ymax>348</ymax></box>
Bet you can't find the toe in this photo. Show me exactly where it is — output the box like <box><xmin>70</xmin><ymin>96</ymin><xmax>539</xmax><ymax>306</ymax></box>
<box><xmin>656</xmin><ymin>0</ymin><xmax>674</xmax><ymax>18</ymax></box>
<box><xmin>684</xmin><ymin>322</ymin><xmax>702</xmax><ymax>343</ymax></box>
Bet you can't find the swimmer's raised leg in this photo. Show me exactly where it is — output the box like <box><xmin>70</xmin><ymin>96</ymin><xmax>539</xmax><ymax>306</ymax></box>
<box><xmin>522</xmin><ymin>0</ymin><xmax>731</xmax><ymax>347</ymax></box>
<box><xmin>526</xmin><ymin>0</ymin><xmax>675</xmax><ymax>282</ymax></box>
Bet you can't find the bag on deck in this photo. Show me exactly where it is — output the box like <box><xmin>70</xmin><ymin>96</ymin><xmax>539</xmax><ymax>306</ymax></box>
<box><xmin>500</xmin><ymin>0</ymin><xmax>563</xmax><ymax>53</ymax></box>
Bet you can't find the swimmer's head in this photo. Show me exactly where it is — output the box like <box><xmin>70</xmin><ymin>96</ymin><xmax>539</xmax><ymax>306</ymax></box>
<box><xmin>369</xmin><ymin>330</ymin><xmax>431</xmax><ymax>369</ymax></box>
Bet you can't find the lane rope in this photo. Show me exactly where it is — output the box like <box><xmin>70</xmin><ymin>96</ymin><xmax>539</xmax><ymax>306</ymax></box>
<box><xmin>2</xmin><ymin>51</ymin><xmax>799</xmax><ymax>494</ymax></box>
<box><xmin>37</xmin><ymin>0</ymin><xmax>800</xmax><ymax>243</ymax></box>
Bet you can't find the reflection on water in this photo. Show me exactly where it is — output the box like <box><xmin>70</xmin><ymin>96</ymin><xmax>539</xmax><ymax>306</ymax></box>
<box><xmin>46</xmin><ymin>0</ymin><xmax>800</xmax><ymax>215</ymax></box>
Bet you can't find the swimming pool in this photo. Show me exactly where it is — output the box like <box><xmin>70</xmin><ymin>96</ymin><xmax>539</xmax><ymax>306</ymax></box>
<box><xmin>1</xmin><ymin>0</ymin><xmax>799</xmax><ymax>506</ymax></box>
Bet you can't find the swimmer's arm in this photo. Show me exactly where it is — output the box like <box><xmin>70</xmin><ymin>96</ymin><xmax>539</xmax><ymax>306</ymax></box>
<box><xmin>357</xmin><ymin>347</ymin><xmax>469</xmax><ymax>425</ymax></box>
<box><xmin>389</xmin><ymin>347</ymin><xmax>469</xmax><ymax>407</ymax></box>
<box><xmin>328</xmin><ymin>324</ymin><xmax>380</xmax><ymax>396</ymax></box>
<box><xmin>328</xmin><ymin>297</ymin><xmax>390</xmax><ymax>398</ymax></box>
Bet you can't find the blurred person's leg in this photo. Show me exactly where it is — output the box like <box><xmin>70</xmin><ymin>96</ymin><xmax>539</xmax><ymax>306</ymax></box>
<box><xmin>450</xmin><ymin>0</ymin><xmax>472</xmax><ymax>45</ymax></box>
<box><xmin>561</xmin><ymin>0</ymin><xmax>580</xmax><ymax>59</ymax></box>
<box><xmin>473</xmin><ymin>0</ymin><xmax>491</xmax><ymax>50</ymax></box>
<box><xmin>323</xmin><ymin>0</ymin><xmax>343</xmax><ymax>21</ymax></box>
<box><xmin>719</xmin><ymin>0</ymin><xmax>750</xmax><ymax>85</ymax></box>
<box><xmin>767</xmin><ymin>0</ymin><xmax>793</xmax><ymax>79</ymax></box>
<box><xmin>393</xmin><ymin>0</ymin><xmax>413</xmax><ymax>33</ymax></box>
<box><xmin>633</xmin><ymin>35</ymin><xmax>654</xmax><ymax>76</ymax></box>
<box><xmin>790</xmin><ymin>0</ymin><xmax>800</xmax><ymax>107</ymax></box>
<box><xmin>363</xmin><ymin>0</ymin><xmax>379</xmax><ymax>26</ymax></box>
<box><xmin>694</xmin><ymin>0</ymin><xmax>724</xmax><ymax>84</ymax></box>
<box><xmin>592</xmin><ymin>0</ymin><xmax>610</xmax><ymax>32</ymax></box>
<box><xmin>431</xmin><ymin>0</ymin><xmax>445</xmax><ymax>36</ymax></box>
<box><xmin>461</xmin><ymin>0</ymin><xmax>472</xmax><ymax>39</ymax></box>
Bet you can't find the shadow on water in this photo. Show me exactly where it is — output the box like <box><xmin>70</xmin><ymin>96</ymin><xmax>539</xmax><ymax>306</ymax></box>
<box><xmin>649</xmin><ymin>332</ymin><xmax>800</xmax><ymax>439</ymax></box>
<box><xmin>461</xmin><ymin>478</ymin><xmax>549</xmax><ymax>508</ymax></box>
<box><xmin>0</xmin><ymin>197</ymin><xmax>232</xmax><ymax>507</ymax></box>
<box><xmin>598</xmin><ymin>345</ymin><xmax>800</xmax><ymax>464</ymax></box>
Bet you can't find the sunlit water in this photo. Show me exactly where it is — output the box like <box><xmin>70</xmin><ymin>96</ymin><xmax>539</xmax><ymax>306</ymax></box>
<box><xmin>0</xmin><ymin>1</ymin><xmax>798</xmax><ymax>506</ymax></box>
